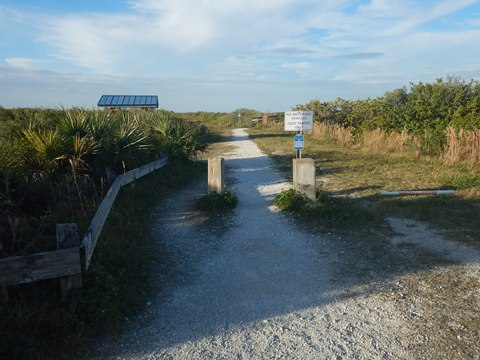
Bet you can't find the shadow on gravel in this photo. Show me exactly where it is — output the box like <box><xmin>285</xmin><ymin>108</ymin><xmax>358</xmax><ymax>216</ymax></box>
<box><xmin>101</xmin><ymin>152</ymin><xmax>479</xmax><ymax>358</ymax></box>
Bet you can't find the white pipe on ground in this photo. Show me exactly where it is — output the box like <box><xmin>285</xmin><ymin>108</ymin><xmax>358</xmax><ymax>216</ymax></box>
<box><xmin>379</xmin><ymin>190</ymin><xmax>455</xmax><ymax>196</ymax></box>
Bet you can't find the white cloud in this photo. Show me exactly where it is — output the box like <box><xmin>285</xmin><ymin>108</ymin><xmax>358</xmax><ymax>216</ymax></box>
<box><xmin>31</xmin><ymin>0</ymin><xmax>355</xmax><ymax>74</ymax></box>
<box><xmin>280</xmin><ymin>61</ymin><xmax>313</xmax><ymax>76</ymax></box>
<box><xmin>5</xmin><ymin>57</ymin><xmax>50</xmax><ymax>70</ymax></box>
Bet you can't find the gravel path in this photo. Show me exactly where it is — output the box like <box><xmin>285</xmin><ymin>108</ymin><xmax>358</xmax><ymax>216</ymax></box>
<box><xmin>94</xmin><ymin>129</ymin><xmax>408</xmax><ymax>360</ymax></box>
<box><xmin>387</xmin><ymin>217</ymin><xmax>480</xmax><ymax>266</ymax></box>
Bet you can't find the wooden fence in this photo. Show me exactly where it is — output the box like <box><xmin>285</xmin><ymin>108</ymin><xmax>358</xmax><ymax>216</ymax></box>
<box><xmin>0</xmin><ymin>157</ymin><xmax>168</xmax><ymax>291</ymax></box>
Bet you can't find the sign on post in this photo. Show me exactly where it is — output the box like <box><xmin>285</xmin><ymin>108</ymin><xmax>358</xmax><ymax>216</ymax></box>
<box><xmin>284</xmin><ymin>111</ymin><xmax>314</xmax><ymax>131</ymax></box>
<box><xmin>294</xmin><ymin>134</ymin><xmax>304</xmax><ymax>150</ymax></box>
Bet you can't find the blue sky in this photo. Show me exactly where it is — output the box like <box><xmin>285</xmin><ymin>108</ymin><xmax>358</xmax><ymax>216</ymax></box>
<box><xmin>1</xmin><ymin>0</ymin><xmax>479</xmax><ymax>111</ymax></box>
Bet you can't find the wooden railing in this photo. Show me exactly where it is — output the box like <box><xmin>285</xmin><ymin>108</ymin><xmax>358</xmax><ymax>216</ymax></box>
<box><xmin>81</xmin><ymin>157</ymin><xmax>168</xmax><ymax>270</ymax></box>
<box><xmin>0</xmin><ymin>157</ymin><xmax>168</xmax><ymax>291</ymax></box>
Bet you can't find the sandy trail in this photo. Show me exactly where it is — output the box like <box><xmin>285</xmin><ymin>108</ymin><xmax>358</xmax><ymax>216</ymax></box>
<box><xmin>95</xmin><ymin>129</ymin><xmax>407</xmax><ymax>360</ymax></box>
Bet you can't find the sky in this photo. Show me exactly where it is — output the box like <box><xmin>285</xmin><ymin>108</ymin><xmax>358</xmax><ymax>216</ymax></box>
<box><xmin>1</xmin><ymin>0</ymin><xmax>480</xmax><ymax>112</ymax></box>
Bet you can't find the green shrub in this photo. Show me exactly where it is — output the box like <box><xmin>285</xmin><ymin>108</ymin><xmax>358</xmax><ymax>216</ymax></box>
<box><xmin>273</xmin><ymin>188</ymin><xmax>307</xmax><ymax>210</ymax></box>
<box><xmin>274</xmin><ymin>189</ymin><xmax>376</xmax><ymax>228</ymax></box>
<box><xmin>196</xmin><ymin>190</ymin><xmax>238</xmax><ymax>211</ymax></box>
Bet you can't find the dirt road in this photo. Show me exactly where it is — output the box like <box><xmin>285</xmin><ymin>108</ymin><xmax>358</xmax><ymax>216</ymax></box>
<box><xmin>95</xmin><ymin>129</ymin><xmax>408</xmax><ymax>359</ymax></box>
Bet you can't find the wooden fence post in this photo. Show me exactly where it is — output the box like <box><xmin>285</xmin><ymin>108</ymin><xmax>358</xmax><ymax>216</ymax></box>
<box><xmin>56</xmin><ymin>224</ymin><xmax>83</xmax><ymax>296</ymax></box>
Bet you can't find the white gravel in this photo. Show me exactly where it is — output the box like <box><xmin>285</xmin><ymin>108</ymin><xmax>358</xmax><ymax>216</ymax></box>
<box><xmin>93</xmin><ymin>129</ymin><xmax>408</xmax><ymax>360</ymax></box>
<box><xmin>387</xmin><ymin>217</ymin><xmax>480</xmax><ymax>266</ymax></box>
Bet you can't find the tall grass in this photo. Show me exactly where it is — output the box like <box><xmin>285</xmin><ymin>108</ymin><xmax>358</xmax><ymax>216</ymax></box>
<box><xmin>313</xmin><ymin>122</ymin><xmax>479</xmax><ymax>165</ymax></box>
<box><xmin>443</xmin><ymin>127</ymin><xmax>480</xmax><ymax>165</ymax></box>
<box><xmin>313</xmin><ymin>122</ymin><xmax>354</xmax><ymax>146</ymax></box>
<box><xmin>360</xmin><ymin>128</ymin><xmax>410</xmax><ymax>153</ymax></box>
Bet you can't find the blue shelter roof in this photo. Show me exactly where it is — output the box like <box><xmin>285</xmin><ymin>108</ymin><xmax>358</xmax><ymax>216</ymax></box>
<box><xmin>97</xmin><ymin>95</ymin><xmax>158</xmax><ymax>108</ymax></box>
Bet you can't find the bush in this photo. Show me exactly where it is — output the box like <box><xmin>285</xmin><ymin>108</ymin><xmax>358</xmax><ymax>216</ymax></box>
<box><xmin>273</xmin><ymin>188</ymin><xmax>307</xmax><ymax>210</ymax></box>
<box><xmin>273</xmin><ymin>189</ymin><xmax>376</xmax><ymax>228</ymax></box>
<box><xmin>196</xmin><ymin>190</ymin><xmax>237</xmax><ymax>211</ymax></box>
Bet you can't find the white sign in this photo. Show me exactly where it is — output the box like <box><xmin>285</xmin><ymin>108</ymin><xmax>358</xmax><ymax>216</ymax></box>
<box><xmin>284</xmin><ymin>111</ymin><xmax>314</xmax><ymax>131</ymax></box>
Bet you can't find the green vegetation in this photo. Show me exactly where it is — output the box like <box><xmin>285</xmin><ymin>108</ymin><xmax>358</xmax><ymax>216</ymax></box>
<box><xmin>196</xmin><ymin>190</ymin><xmax>238</xmax><ymax>211</ymax></box>
<box><xmin>0</xmin><ymin>108</ymin><xmax>206</xmax><ymax>257</ymax></box>
<box><xmin>273</xmin><ymin>188</ymin><xmax>307</xmax><ymax>211</ymax></box>
<box><xmin>294</xmin><ymin>76</ymin><xmax>480</xmax><ymax>158</ymax></box>
<box><xmin>180</xmin><ymin>108</ymin><xmax>264</xmax><ymax>128</ymax></box>
<box><xmin>273</xmin><ymin>188</ymin><xmax>376</xmax><ymax>229</ymax></box>
<box><xmin>0</xmin><ymin>107</ymin><xmax>209</xmax><ymax>359</ymax></box>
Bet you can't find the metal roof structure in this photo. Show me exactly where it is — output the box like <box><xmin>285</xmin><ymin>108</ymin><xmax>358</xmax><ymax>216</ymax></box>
<box><xmin>97</xmin><ymin>95</ymin><xmax>158</xmax><ymax>108</ymax></box>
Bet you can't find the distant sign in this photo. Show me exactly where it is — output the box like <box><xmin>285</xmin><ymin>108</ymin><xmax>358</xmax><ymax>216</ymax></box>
<box><xmin>284</xmin><ymin>111</ymin><xmax>314</xmax><ymax>131</ymax></box>
<box><xmin>294</xmin><ymin>134</ymin><xmax>304</xmax><ymax>150</ymax></box>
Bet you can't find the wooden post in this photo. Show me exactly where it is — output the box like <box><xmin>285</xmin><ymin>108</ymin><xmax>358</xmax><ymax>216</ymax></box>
<box><xmin>208</xmin><ymin>157</ymin><xmax>225</xmax><ymax>193</ymax></box>
<box><xmin>56</xmin><ymin>224</ymin><xmax>83</xmax><ymax>296</ymax></box>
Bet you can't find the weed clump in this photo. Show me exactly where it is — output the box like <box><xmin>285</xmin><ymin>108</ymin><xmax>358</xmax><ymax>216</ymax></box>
<box><xmin>273</xmin><ymin>188</ymin><xmax>376</xmax><ymax>228</ymax></box>
<box><xmin>273</xmin><ymin>188</ymin><xmax>307</xmax><ymax>210</ymax></box>
<box><xmin>196</xmin><ymin>190</ymin><xmax>237</xmax><ymax>211</ymax></box>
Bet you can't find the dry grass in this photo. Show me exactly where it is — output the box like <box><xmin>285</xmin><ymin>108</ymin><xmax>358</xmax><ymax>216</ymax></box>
<box><xmin>443</xmin><ymin>127</ymin><xmax>480</xmax><ymax>165</ymax></box>
<box><xmin>314</xmin><ymin>122</ymin><xmax>412</xmax><ymax>155</ymax></box>
<box><xmin>312</xmin><ymin>122</ymin><xmax>354</xmax><ymax>146</ymax></box>
<box><xmin>360</xmin><ymin>128</ymin><xmax>410</xmax><ymax>154</ymax></box>
<box><xmin>313</xmin><ymin>122</ymin><xmax>480</xmax><ymax>166</ymax></box>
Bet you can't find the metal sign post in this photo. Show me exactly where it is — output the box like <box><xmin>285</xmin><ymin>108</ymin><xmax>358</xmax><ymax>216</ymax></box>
<box><xmin>294</xmin><ymin>132</ymin><xmax>304</xmax><ymax>158</ymax></box>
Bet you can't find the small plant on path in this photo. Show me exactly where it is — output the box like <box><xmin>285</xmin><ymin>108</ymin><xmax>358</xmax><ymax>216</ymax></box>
<box><xmin>196</xmin><ymin>190</ymin><xmax>238</xmax><ymax>211</ymax></box>
<box><xmin>273</xmin><ymin>188</ymin><xmax>307</xmax><ymax>211</ymax></box>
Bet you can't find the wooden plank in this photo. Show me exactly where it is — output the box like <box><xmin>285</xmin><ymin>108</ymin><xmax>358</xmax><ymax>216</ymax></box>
<box><xmin>122</xmin><ymin>158</ymin><xmax>167</xmax><ymax>186</ymax></box>
<box><xmin>0</xmin><ymin>248</ymin><xmax>81</xmax><ymax>287</ymax></box>
<box><xmin>81</xmin><ymin>157</ymin><xmax>168</xmax><ymax>270</ymax></box>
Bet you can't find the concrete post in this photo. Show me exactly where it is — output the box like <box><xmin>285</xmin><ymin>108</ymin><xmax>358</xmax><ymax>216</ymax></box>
<box><xmin>293</xmin><ymin>158</ymin><xmax>316</xmax><ymax>202</ymax></box>
<box><xmin>208</xmin><ymin>157</ymin><xmax>225</xmax><ymax>193</ymax></box>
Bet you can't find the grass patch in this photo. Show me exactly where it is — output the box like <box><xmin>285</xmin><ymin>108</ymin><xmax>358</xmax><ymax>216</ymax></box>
<box><xmin>273</xmin><ymin>189</ymin><xmax>377</xmax><ymax>229</ymax></box>
<box><xmin>0</xmin><ymin>161</ymin><xmax>206</xmax><ymax>360</ymax></box>
<box><xmin>196</xmin><ymin>190</ymin><xmax>238</xmax><ymax>211</ymax></box>
<box><xmin>248</xmin><ymin>126</ymin><xmax>480</xmax><ymax>246</ymax></box>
